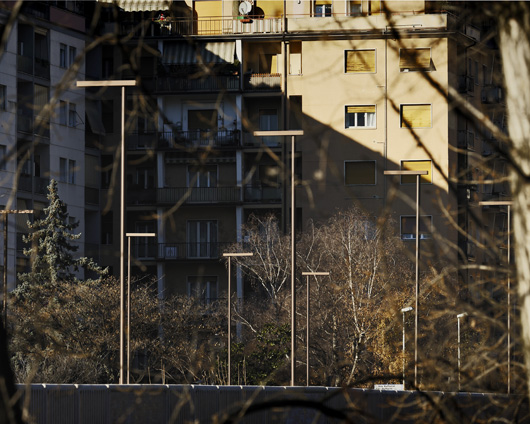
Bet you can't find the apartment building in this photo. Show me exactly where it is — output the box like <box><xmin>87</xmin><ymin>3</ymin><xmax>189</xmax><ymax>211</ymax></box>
<box><xmin>0</xmin><ymin>1</ymin><xmax>89</xmax><ymax>290</ymax></box>
<box><xmin>0</xmin><ymin>1</ymin><xmax>506</xmax><ymax>303</ymax></box>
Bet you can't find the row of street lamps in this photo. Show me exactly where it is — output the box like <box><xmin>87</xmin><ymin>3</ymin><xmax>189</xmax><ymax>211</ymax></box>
<box><xmin>67</xmin><ymin>82</ymin><xmax>512</xmax><ymax>389</ymax></box>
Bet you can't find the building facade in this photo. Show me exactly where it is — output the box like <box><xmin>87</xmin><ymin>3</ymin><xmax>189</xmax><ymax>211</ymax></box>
<box><xmin>0</xmin><ymin>1</ymin><xmax>507</xmax><ymax>304</ymax></box>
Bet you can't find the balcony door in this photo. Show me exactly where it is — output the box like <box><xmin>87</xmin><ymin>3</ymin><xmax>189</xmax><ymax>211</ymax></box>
<box><xmin>259</xmin><ymin>109</ymin><xmax>278</xmax><ymax>146</ymax></box>
<box><xmin>188</xmin><ymin>109</ymin><xmax>217</xmax><ymax>145</ymax></box>
<box><xmin>134</xmin><ymin>222</ymin><xmax>156</xmax><ymax>259</ymax></box>
<box><xmin>187</xmin><ymin>220</ymin><xmax>217</xmax><ymax>258</ymax></box>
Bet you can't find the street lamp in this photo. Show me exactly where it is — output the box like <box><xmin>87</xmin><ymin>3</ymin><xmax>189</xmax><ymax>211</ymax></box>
<box><xmin>401</xmin><ymin>306</ymin><xmax>413</xmax><ymax>388</ymax></box>
<box><xmin>223</xmin><ymin>252</ymin><xmax>253</xmax><ymax>385</ymax></box>
<box><xmin>302</xmin><ymin>271</ymin><xmax>329</xmax><ymax>386</ymax></box>
<box><xmin>254</xmin><ymin>129</ymin><xmax>303</xmax><ymax>386</ymax></box>
<box><xmin>457</xmin><ymin>312</ymin><xmax>468</xmax><ymax>391</ymax></box>
<box><xmin>126</xmin><ymin>232</ymin><xmax>156</xmax><ymax>385</ymax></box>
<box><xmin>385</xmin><ymin>169</ymin><xmax>428</xmax><ymax>388</ymax></box>
<box><xmin>479</xmin><ymin>200</ymin><xmax>512</xmax><ymax>393</ymax></box>
<box><xmin>76</xmin><ymin>80</ymin><xmax>137</xmax><ymax>384</ymax></box>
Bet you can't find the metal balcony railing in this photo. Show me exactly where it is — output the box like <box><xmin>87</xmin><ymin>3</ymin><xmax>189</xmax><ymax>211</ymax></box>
<box><xmin>127</xmin><ymin>188</ymin><xmax>157</xmax><ymax>205</ymax></box>
<box><xmin>243</xmin><ymin>184</ymin><xmax>282</xmax><ymax>202</ymax></box>
<box><xmin>155</xmin><ymin>75</ymin><xmax>239</xmax><ymax>92</ymax></box>
<box><xmin>158</xmin><ymin>129</ymin><xmax>240</xmax><ymax>149</ymax></box>
<box><xmin>158</xmin><ymin>242</ymin><xmax>230</xmax><ymax>260</ymax></box>
<box><xmin>157</xmin><ymin>187</ymin><xmax>241</xmax><ymax>204</ymax></box>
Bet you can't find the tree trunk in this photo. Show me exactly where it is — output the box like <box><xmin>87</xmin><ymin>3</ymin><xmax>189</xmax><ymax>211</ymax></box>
<box><xmin>498</xmin><ymin>2</ymin><xmax>530</xmax><ymax>396</ymax></box>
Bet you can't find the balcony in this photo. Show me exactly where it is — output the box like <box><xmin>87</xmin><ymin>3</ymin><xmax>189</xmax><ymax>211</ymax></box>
<box><xmin>243</xmin><ymin>73</ymin><xmax>281</xmax><ymax>91</ymax></box>
<box><xmin>243</xmin><ymin>184</ymin><xmax>282</xmax><ymax>203</ymax></box>
<box><xmin>157</xmin><ymin>187</ymin><xmax>241</xmax><ymax>204</ymax></box>
<box><xmin>127</xmin><ymin>133</ymin><xmax>158</xmax><ymax>151</ymax></box>
<box><xmin>16</xmin><ymin>56</ymin><xmax>50</xmax><ymax>79</ymax></box>
<box><xmin>158</xmin><ymin>129</ymin><xmax>240</xmax><ymax>149</ymax></box>
<box><xmin>158</xmin><ymin>242</ymin><xmax>230</xmax><ymax>260</ymax></box>
<box><xmin>155</xmin><ymin>75</ymin><xmax>239</xmax><ymax>93</ymax></box>
<box><xmin>120</xmin><ymin>16</ymin><xmax>283</xmax><ymax>37</ymax></box>
<box><xmin>127</xmin><ymin>188</ymin><xmax>157</xmax><ymax>205</ymax></box>
<box><xmin>17</xmin><ymin>114</ymin><xmax>50</xmax><ymax>139</ymax></box>
<box><xmin>85</xmin><ymin>187</ymin><xmax>99</xmax><ymax>206</ymax></box>
<box><xmin>18</xmin><ymin>175</ymin><xmax>49</xmax><ymax>195</ymax></box>
<box><xmin>458</xmin><ymin>75</ymin><xmax>475</xmax><ymax>95</ymax></box>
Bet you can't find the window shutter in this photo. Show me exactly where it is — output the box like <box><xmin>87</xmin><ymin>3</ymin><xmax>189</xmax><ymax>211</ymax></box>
<box><xmin>401</xmin><ymin>104</ymin><xmax>431</xmax><ymax>128</ymax></box>
<box><xmin>401</xmin><ymin>160</ymin><xmax>432</xmax><ymax>183</ymax></box>
<box><xmin>346</xmin><ymin>50</ymin><xmax>376</xmax><ymax>73</ymax></box>
<box><xmin>400</xmin><ymin>48</ymin><xmax>430</xmax><ymax>70</ymax></box>
<box><xmin>346</xmin><ymin>105</ymin><xmax>376</xmax><ymax>114</ymax></box>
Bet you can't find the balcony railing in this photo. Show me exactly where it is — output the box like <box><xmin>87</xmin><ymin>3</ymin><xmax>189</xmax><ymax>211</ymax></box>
<box><xmin>244</xmin><ymin>184</ymin><xmax>282</xmax><ymax>202</ymax></box>
<box><xmin>156</xmin><ymin>75</ymin><xmax>239</xmax><ymax>92</ymax></box>
<box><xmin>129</xmin><ymin>242</ymin><xmax>158</xmax><ymax>260</ymax></box>
<box><xmin>120</xmin><ymin>16</ymin><xmax>283</xmax><ymax>37</ymax></box>
<box><xmin>17</xmin><ymin>114</ymin><xmax>50</xmax><ymax>138</ymax></box>
<box><xmin>127</xmin><ymin>188</ymin><xmax>157</xmax><ymax>205</ymax></box>
<box><xmin>16</xmin><ymin>56</ymin><xmax>50</xmax><ymax>79</ymax></box>
<box><xmin>158</xmin><ymin>242</ymin><xmax>230</xmax><ymax>260</ymax></box>
<box><xmin>127</xmin><ymin>133</ymin><xmax>158</xmax><ymax>151</ymax></box>
<box><xmin>158</xmin><ymin>129</ymin><xmax>240</xmax><ymax>149</ymax></box>
<box><xmin>243</xmin><ymin>73</ymin><xmax>281</xmax><ymax>91</ymax></box>
<box><xmin>157</xmin><ymin>187</ymin><xmax>241</xmax><ymax>204</ymax></box>
<box><xmin>18</xmin><ymin>175</ymin><xmax>49</xmax><ymax>195</ymax></box>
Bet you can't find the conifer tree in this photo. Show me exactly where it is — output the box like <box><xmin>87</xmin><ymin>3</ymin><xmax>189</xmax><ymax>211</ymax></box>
<box><xmin>17</xmin><ymin>179</ymin><xmax>106</xmax><ymax>291</ymax></box>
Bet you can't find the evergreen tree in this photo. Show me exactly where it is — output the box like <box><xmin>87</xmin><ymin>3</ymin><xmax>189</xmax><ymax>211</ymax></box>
<box><xmin>17</xmin><ymin>179</ymin><xmax>106</xmax><ymax>291</ymax></box>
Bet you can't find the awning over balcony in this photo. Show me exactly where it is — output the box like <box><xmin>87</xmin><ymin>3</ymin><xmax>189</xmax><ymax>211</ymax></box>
<box><xmin>103</xmin><ymin>0</ymin><xmax>172</xmax><ymax>12</ymax></box>
<box><xmin>162</xmin><ymin>42</ymin><xmax>236</xmax><ymax>65</ymax></box>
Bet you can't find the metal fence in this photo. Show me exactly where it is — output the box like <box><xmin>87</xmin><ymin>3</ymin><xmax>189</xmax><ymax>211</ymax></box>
<box><xmin>15</xmin><ymin>384</ymin><xmax>529</xmax><ymax>424</ymax></box>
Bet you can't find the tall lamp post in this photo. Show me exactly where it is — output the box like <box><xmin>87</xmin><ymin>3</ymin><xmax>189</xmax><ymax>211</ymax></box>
<box><xmin>385</xmin><ymin>169</ymin><xmax>428</xmax><ymax>388</ymax></box>
<box><xmin>126</xmin><ymin>232</ymin><xmax>156</xmax><ymax>384</ymax></box>
<box><xmin>302</xmin><ymin>271</ymin><xmax>329</xmax><ymax>386</ymax></box>
<box><xmin>401</xmin><ymin>306</ymin><xmax>413</xmax><ymax>387</ymax></box>
<box><xmin>223</xmin><ymin>252</ymin><xmax>253</xmax><ymax>385</ymax></box>
<box><xmin>254</xmin><ymin>129</ymin><xmax>303</xmax><ymax>386</ymax></box>
<box><xmin>457</xmin><ymin>312</ymin><xmax>467</xmax><ymax>391</ymax></box>
<box><xmin>2</xmin><ymin>209</ymin><xmax>33</xmax><ymax>326</ymax></box>
<box><xmin>479</xmin><ymin>200</ymin><xmax>512</xmax><ymax>393</ymax></box>
<box><xmin>76</xmin><ymin>80</ymin><xmax>137</xmax><ymax>384</ymax></box>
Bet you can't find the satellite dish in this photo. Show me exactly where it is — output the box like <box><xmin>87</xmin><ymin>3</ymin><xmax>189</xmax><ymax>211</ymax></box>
<box><xmin>239</xmin><ymin>0</ymin><xmax>252</xmax><ymax>15</ymax></box>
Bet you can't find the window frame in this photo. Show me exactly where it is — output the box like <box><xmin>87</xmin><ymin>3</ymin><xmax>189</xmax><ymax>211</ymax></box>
<box><xmin>0</xmin><ymin>85</ymin><xmax>5</xmax><ymax>111</ymax></box>
<box><xmin>400</xmin><ymin>215</ymin><xmax>433</xmax><ymax>241</ymax></box>
<box><xmin>344</xmin><ymin>160</ymin><xmax>377</xmax><ymax>185</ymax></box>
<box><xmin>68</xmin><ymin>102</ymin><xmax>77</xmax><ymax>127</ymax></box>
<box><xmin>59</xmin><ymin>100</ymin><xmax>67</xmax><ymax>126</ymax></box>
<box><xmin>400</xmin><ymin>160</ymin><xmax>432</xmax><ymax>185</ymax></box>
<box><xmin>400</xmin><ymin>104</ymin><xmax>432</xmax><ymax>129</ymax></box>
<box><xmin>345</xmin><ymin>105</ymin><xmax>376</xmax><ymax>129</ymax></box>
<box><xmin>68</xmin><ymin>45</ymin><xmax>76</xmax><ymax>67</ymax></box>
<box><xmin>344</xmin><ymin>49</ymin><xmax>376</xmax><ymax>74</ymax></box>
<box><xmin>0</xmin><ymin>145</ymin><xmax>6</xmax><ymax>171</ymax></box>
<box><xmin>187</xmin><ymin>275</ymin><xmax>219</xmax><ymax>305</ymax></box>
<box><xmin>187</xmin><ymin>220</ymin><xmax>218</xmax><ymax>259</ymax></box>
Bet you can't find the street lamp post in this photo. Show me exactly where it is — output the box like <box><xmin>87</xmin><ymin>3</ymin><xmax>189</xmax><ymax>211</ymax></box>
<box><xmin>302</xmin><ymin>271</ymin><xmax>329</xmax><ymax>386</ymax></box>
<box><xmin>1</xmin><ymin>209</ymin><xmax>33</xmax><ymax>326</ymax></box>
<box><xmin>76</xmin><ymin>80</ymin><xmax>137</xmax><ymax>384</ymax></box>
<box><xmin>254</xmin><ymin>129</ymin><xmax>303</xmax><ymax>386</ymax></box>
<box><xmin>479</xmin><ymin>200</ymin><xmax>512</xmax><ymax>393</ymax></box>
<box><xmin>457</xmin><ymin>312</ymin><xmax>467</xmax><ymax>391</ymax></box>
<box><xmin>126</xmin><ymin>232</ymin><xmax>156</xmax><ymax>385</ymax></box>
<box><xmin>401</xmin><ymin>306</ymin><xmax>413</xmax><ymax>388</ymax></box>
<box><xmin>385</xmin><ymin>169</ymin><xmax>428</xmax><ymax>388</ymax></box>
<box><xmin>223</xmin><ymin>252</ymin><xmax>253</xmax><ymax>385</ymax></box>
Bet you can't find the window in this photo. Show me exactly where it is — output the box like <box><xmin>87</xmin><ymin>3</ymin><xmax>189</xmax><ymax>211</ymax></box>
<box><xmin>345</xmin><ymin>49</ymin><xmax>376</xmax><ymax>73</ymax></box>
<box><xmin>345</xmin><ymin>161</ymin><xmax>376</xmax><ymax>185</ymax></box>
<box><xmin>400</xmin><ymin>104</ymin><xmax>431</xmax><ymax>128</ymax></box>
<box><xmin>349</xmin><ymin>0</ymin><xmax>362</xmax><ymax>15</ymax></box>
<box><xmin>60</xmin><ymin>43</ymin><xmax>67</xmax><ymax>68</ymax></box>
<box><xmin>188</xmin><ymin>165</ymin><xmax>217</xmax><ymax>188</ymax></box>
<box><xmin>188</xmin><ymin>276</ymin><xmax>218</xmax><ymax>305</ymax></box>
<box><xmin>259</xmin><ymin>109</ymin><xmax>279</xmax><ymax>146</ymax></box>
<box><xmin>68</xmin><ymin>103</ymin><xmax>77</xmax><ymax>127</ymax></box>
<box><xmin>101</xmin><ymin>212</ymin><xmax>113</xmax><ymax>244</ymax></box>
<box><xmin>399</xmin><ymin>48</ymin><xmax>431</xmax><ymax>72</ymax></box>
<box><xmin>187</xmin><ymin>220</ymin><xmax>217</xmax><ymax>258</ymax></box>
<box><xmin>0</xmin><ymin>85</ymin><xmax>5</xmax><ymax>110</ymax></box>
<box><xmin>400</xmin><ymin>160</ymin><xmax>432</xmax><ymax>184</ymax></box>
<box><xmin>314</xmin><ymin>1</ymin><xmax>332</xmax><ymax>16</ymax></box>
<box><xmin>483</xmin><ymin>64</ymin><xmax>488</xmax><ymax>86</ymax></box>
<box><xmin>401</xmin><ymin>215</ymin><xmax>432</xmax><ymax>240</ymax></box>
<box><xmin>135</xmin><ymin>167</ymin><xmax>155</xmax><ymax>189</ymax></box>
<box><xmin>60</xmin><ymin>157</ymin><xmax>76</xmax><ymax>184</ymax></box>
<box><xmin>69</xmin><ymin>46</ymin><xmax>76</xmax><ymax>67</ymax></box>
<box><xmin>134</xmin><ymin>222</ymin><xmax>156</xmax><ymax>258</ymax></box>
<box><xmin>59</xmin><ymin>100</ymin><xmax>67</xmax><ymax>125</ymax></box>
<box><xmin>345</xmin><ymin>105</ymin><xmax>376</xmax><ymax>128</ymax></box>
<box><xmin>0</xmin><ymin>145</ymin><xmax>6</xmax><ymax>171</ymax></box>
